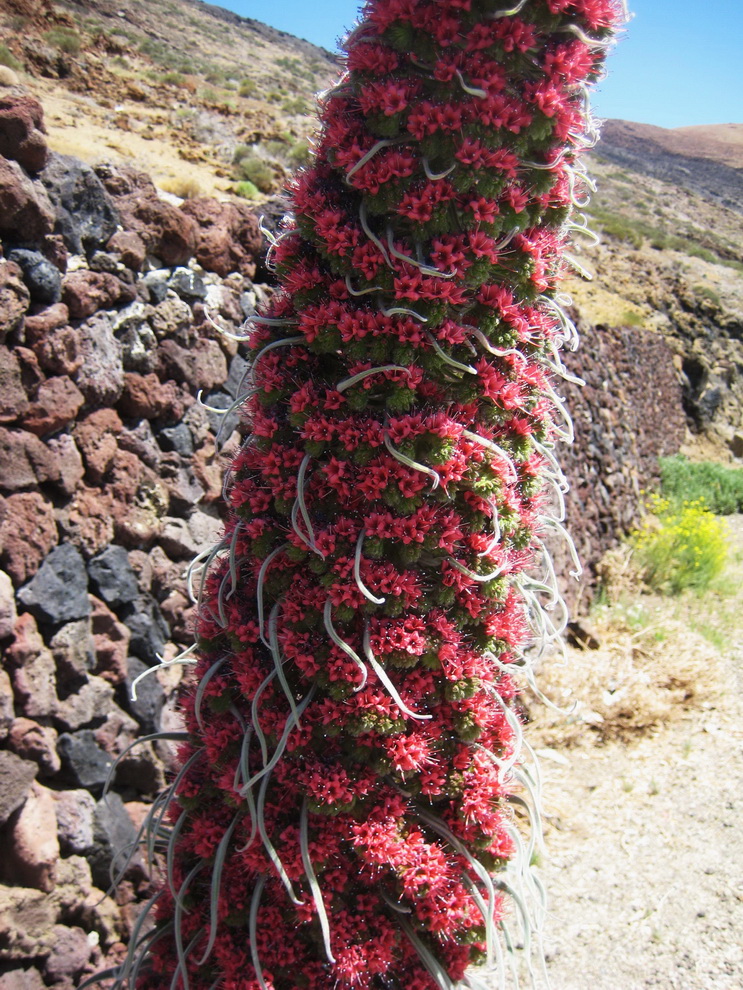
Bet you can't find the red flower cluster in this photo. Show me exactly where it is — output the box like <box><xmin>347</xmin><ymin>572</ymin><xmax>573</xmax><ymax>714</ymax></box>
<box><xmin>119</xmin><ymin>2</ymin><xmax>623</xmax><ymax>989</ymax></box>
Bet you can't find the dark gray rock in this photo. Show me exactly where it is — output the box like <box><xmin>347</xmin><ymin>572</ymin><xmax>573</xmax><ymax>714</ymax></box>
<box><xmin>7</xmin><ymin>249</ymin><xmax>62</xmax><ymax>305</ymax></box>
<box><xmin>17</xmin><ymin>543</ymin><xmax>90</xmax><ymax>625</ymax></box>
<box><xmin>119</xmin><ymin>593</ymin><xmax>169</xmax><ymax>662</ymax></box>
<box><xmin>157</xmin><ymin>422</ymin><xmax>194</xmax><ymax>457</ymax></box>
<box><xmin>225</xmin><ymin>353</ymin><xmax>249</xmax><ymax>398</ymax></box>
<box><xmin>88</xmin><ymin>250</ymin><xmax>120</xmax><ymax>274</ymax></box>
<box><xmin>57</xmin><ymin>730</ymin><xmax>113</xmax><ymax>793</ymax></box>
<box><xmin>89</xmin><ymin>791</ymin><xmax>144</xmax><ymax>891</ymax></box>
<box><xmin>203</xmin><ymin>390</ymin><xmax>240</xmax><ymax>440</ymax></box>
<box><xmin>143</xmin><ymin>276</ymin><xmax>169</xmax><ymax>304</ymax></box>
<box><xmin>168</xmin><ymin>266</ymin><xmax>206</xmax><ymax>300</ymax></box>
<box><xmin>39</xmin><ymin>153</ymin><xmax>119</xmax><ymax>256</ymax></box>
<box><xmin>123</xmin><ymin>656</ymin><xmax>164</xmax><ymax>734</ymax></box>
<box><xmin>88</xmin><ymin>546</ymin><xmax>139</xmax><ymax>609</ymax></box>
<box><xmin>0</xmin><ymin>751</ymin><xmax>38</xmax><ymax>826</ymax></box>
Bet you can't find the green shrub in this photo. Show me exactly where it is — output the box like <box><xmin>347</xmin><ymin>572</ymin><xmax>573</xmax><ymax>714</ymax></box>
<box><xmin>238</xmin><ymin>77</ymin><xmax>257</xmax><ymax>97</ymax></box>
<box><xmin>659</xmin><ymin>455</ymin><xmax>743</xmax><ymax>515</ymax></box>
<box><xmin>288</xmin><ymin>139</ymin><xmax>311</xmax><ymax>166</ymax></box>
<box><xmin>282</xmin><ymin>97</ymin><xmax>308</xmax><ymax>115</ymax></box>
<box><xmin>44</xmin><ymin>28</ymin><xmax>81</xmax><ymax>55</ymax></box>
<box><xmin>233</xmin><ymin>180</ymin><xmax>259</xmax><ymax>200</ymax></box>
<box><xmin>0</xmin><ymin>44</ymin><xmax>22</xmax><ymax>71</ymax></box>
<box><xmin>632</xmin><ymin>495</ymin><xmax>728</xmax><ymax>594</ymax></box>
<box><xmin>161</xmin><ymin>71</ymin><xmax>186</xmax><ymax>87</ymax></box>
<box><xmin>236</xmin><ymin>154</ymin><xmax>275</xmax><ymax>193</ymax></box>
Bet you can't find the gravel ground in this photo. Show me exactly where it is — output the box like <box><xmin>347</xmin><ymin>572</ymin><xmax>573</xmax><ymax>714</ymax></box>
<box><xmin>517</xmin><ymin>518</ymin><xmax>743</xmax><ymax>990</ymax></box>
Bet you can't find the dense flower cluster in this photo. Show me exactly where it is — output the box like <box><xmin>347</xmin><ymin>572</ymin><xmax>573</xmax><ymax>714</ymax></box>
<box><xmin>118</xmin><ymin>2</ymin><xmax>623</xmax><ymax>988</ymax></box>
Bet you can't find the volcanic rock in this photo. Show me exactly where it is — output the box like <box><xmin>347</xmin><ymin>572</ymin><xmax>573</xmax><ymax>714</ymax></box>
<box><xmin>0</xmin><ymin>159</ymin><xmax>54</xmax><ymax>242</ymax></box>
<box><xmin>0</xmin><ymin>492</ymin><xmax>58</xmax><ymax>585</ymax></box>
<box><xmin>0</xmin><ymin>345</ymin><xmax>29</xmax><ymax>423</ymax></box>
<box><xmin>181</xmin><ymin>197</ymin><xmax>262</xmax><ymax>277</ymax></box>
<box><xmin>3</xmin><ymin>782</ymin><xmax>60</xmax><ymax>892</ymax></box>
<box><xmin>0</xmin><ymin>93</ymin><xmax>49</xmax><ymax>173</ymax></box>
<box><xmin>0</xmin><ymin>751</ymin><xmax>38</xmax><ymax>827</ymax></box>
<box><xmin>56</xmin><ymin>730</ymin><xmax>113</xmax><ymax>793</ymax></box>
<box><xmin>40</xmin><ymin>153</ymin><xmax>119</xmax><ymax>255</ymax></box>
<box><xmin>53</xmin><ymin>789</ymin><xmax>96</xmax><ymax>855</ymax></box>
<box><xmin>73</xmin><ymin>312</ymin><xmax>124</xmax><ymax>405</ymax></box>
<box><xmin>17</xmin><ymin>542</ymin><xmax>90</xmax><ymax>625</ymax></box>
<box><xmin>8</xmin><ymin>248</ymin><xmax>62</xmax><ymax>305</ymax></box>
<box><xmin>22</xmin><ymin>376</ymin><xmax>84</xmax><ymax>436</ymax></box>
<box><xmin>0</xmin><ymin>426</ymin><xmax>62</xmax><ymax>492</ymax></box>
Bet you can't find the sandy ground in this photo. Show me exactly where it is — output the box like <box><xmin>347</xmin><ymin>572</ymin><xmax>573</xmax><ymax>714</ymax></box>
<box><xmin>519</xmin><ymin>520</ymin><xmax>743</xmax><ymax>990</ymax></box>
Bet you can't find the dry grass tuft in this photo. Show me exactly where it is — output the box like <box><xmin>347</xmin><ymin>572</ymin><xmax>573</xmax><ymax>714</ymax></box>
<box><xmin>525</xmin><ymin>538</ymin><xmax>733</xmax><ymax>748</ymax></box>
<box><xmin>160</xmin><ymin>176</ymin><xmax>204</xmax><ymax>200</ymax></box>
<box><xmin>526</xmin><ymin>618</ymin><xmax>726</xmax><ymax>748</ymax></box>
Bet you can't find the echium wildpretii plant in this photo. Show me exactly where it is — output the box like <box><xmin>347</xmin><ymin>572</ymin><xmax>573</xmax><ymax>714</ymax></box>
<box><xmin>96</xmin><ymin>1</ymin><xmax>625</xmax><ymax>988</ymax></box>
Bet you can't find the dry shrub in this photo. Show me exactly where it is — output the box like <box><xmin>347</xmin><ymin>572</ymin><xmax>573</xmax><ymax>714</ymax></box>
<box><xmin>526</xmin><ymin>615</ymin><xmax>726</xmax><ymax>748</ymax></box>
<box><xmin>160</xmin><ymin>176</ymin><xmax>203</xmax><ymax>200</ymax></box>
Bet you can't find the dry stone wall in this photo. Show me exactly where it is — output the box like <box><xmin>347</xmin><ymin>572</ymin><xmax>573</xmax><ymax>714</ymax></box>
<box><xmin>0</xmin><ymin>91</ymin><xmax>684</xmax><ymax>986</ymax></box>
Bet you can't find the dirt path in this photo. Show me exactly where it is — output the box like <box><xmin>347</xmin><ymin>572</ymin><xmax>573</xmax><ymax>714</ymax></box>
<box><xmin>522</xmin><ymin>518</ymin><xmax>743</xmax><ymax>990</ymax></box>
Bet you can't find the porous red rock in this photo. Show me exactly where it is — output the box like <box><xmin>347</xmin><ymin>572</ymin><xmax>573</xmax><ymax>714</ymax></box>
<box><xmin>0</xmin><ymin>427</ymin><xmax>62</xmax><ymax>492</ymax></box>
<box><xmin>107</xmin><ymin>230</ymin><xmax>146</xmax><ymax>272</ymax></box>
<box><xmin>89</xmin><ymin>595</ymin><xmax>130</xmax><ymax>685</ymax></box>
<box><xmin>0</xmin><ymin>345</ymin><xmax>29</xmax><ymax>423</ymax></box>
<box><xmin>22</xmin><ymin>376</ymin><xmax>85</xmax><ymax>436</ymax></box>
<box><xmin>29</xmin><ymin>324</ymin><xmax>82</xmax><ymax>377</ymax></box>
<box><xmin>61</xmin><ymin>270</ymin><xmax>130</xmax><ymax>320</ymax></box>
<box><xmin>8</xmin><ymin>719</ymin><xmax>61</xmax><ymax>777</ymax></box>
<box><xmin>0</xmin><ymin>491</ymin><xmax>58</xmax><ymax>585</ymax></box>
<box><xmin>4</xmin><ymin>782</ymin><xmax>60</xmax><ymax>892</ymax></box>
<box><xmin>107</xmin><ymin>448</ymin><xmax>170</xmax><ymax>548</ymax></box>
<box><xmin>157</xmin><ymin>336</ymin><xmax>227</xmax><ymax>391</ymax></box>
<box><xmin>9</xmin><ymin>645</ymin><xmax>58</xmax><ymax>722</ymax></box>
<box><xmin>117</xmin><ymin>372</ymin><xmax>186</xmax><ymax>421</ymax></box>
<box><xmin>45</xmin><ymin>433</ymin><xmax>85</xmax><ymax>497</ymax></box>
<box><xmin>0</xmin><ymin>94</ymin><xmax>49</xmax><ymax>173</ymax></box>
<box><xmin>0</xmin><ymin>259</ymin><xmax>31</xmax><ymax>338</ymax></box>
<box><xmin>0</xmin><ymin>750</ymin><xmax>38</xmax><ymax>826</ymax></box>
<box><xmin>96</xmin><ymin>164</ymin><xmax>198</xmax><ymax>267</ymax></box>
<box><xmin>180</xmin><ymin>197</ymin><xmax>262</xmax><ymax>277</ymax></box>
<box><xmin>73</xmin><ymin>408</ymin><xmax>122</xmax><ymax>485</ymax></box>
<box><xmin>23</xmin><ymin>303</ymin><xmax>70</xmax><ymax>338</ymax></box>
<box><xmin>56</xmin><ymin>486</ymin><xmax>115</xmax><ymax>558</ymax></box>
<box><xmin>0</xmin><ymin>159</ymin><xmax>54</xmax><ymax>242</ymax></box>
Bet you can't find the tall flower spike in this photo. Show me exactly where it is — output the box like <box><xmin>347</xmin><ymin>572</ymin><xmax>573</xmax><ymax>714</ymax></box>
<box><xmin>96</xmin><ymin>2</ymin><xmax>625</xmax><ymax>988</ymax></box>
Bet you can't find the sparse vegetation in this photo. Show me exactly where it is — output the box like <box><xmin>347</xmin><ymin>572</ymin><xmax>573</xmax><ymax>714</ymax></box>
<box><xmin>632</xmin><ymin>495</ymin><xmax>728</xmax><ymax>594</ymax></box>
<box><xmin>233</xmin><ymin>179</ymin><xmax>259</xmax><ymax>199</ymax></box>
<box><xmin>44</xmin><ymin>27</ymin><xmax>82</xmax><ymax>55</ymax></box>
<box><xmin>659</xmin><ymin>455</ymin><xmax>743</xmax><ymax>514</ymax></box>
<box><xmin>0</xmin><ymin>43</ymin><xmax>22</xmax><ymax>71</ymax></box>
<box><xmin>160</xmin><ymin>176</ymin><xmax>203</xmax><ymax>199</ymax></box>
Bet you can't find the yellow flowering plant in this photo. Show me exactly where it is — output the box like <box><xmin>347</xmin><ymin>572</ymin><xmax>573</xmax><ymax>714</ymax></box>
<box><xmin>632</xmin><ymin>495</ymin><xmax>728</xmax><ymax>594</ymax></box>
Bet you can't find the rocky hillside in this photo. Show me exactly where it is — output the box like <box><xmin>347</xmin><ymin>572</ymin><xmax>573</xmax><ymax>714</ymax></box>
<box><xmin>1</xmin><ymin>0</ymin><xmax>740</xmax><ymax>457</ymax></box>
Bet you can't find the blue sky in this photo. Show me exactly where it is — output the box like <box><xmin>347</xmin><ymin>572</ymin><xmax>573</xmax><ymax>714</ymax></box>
<box><xmin>214</xmin><ymin>1</ymin><xmax>741</xmax><ymax>130</ymax></box>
